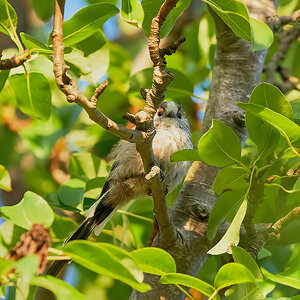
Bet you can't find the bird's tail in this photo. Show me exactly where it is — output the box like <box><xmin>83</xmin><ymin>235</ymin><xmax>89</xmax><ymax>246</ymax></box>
<box><xmin>46</xmin><ymin>200</ymin><xmax>114</xmax><ymax>276</ymax></box>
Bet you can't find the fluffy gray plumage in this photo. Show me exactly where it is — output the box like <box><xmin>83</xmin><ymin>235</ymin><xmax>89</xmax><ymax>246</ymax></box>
<box><xmin>47</xmin><ymin>101</ymin><xmax>192</xmax><ymax>276</ymax></box>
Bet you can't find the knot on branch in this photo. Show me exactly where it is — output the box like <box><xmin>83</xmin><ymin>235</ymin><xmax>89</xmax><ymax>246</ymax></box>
<box><xmin>90</xmin><ymin>80</ymin><xmax>108</xmax><ymax>106</ymax></box>
<box><xmin>66</xmin><ymin>94</ymin><xmax>76</xmax><ymax>102</ymax></box>
<box><xmin>145</xmin><ymin>166</ymin><xmax>161</xmax><ymax>182</ymax></box>
<box><xmin>159</xmin><ymin>37</ymin><xmax>186</xmax><ymax>64</ymax></box>
<box><xmin>140</xmin><ymin>88</ymin><xmax>150</xmax><ymax>100</ymax></box>
<box><xmin>0</xmin><ymin>50</ymin><xmax>31</xmax><ymax>70</ymax></box>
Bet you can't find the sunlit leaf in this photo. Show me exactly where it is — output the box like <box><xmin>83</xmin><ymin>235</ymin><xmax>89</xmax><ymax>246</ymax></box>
<box><xmin>170</xmin><ymin>149</ymin><xmax>199</xmax><ymax>162</ymax></box>
<box><xmin>214</xmin><ymin>263</ymin><xmax>256</xmax><ymax>290</ymax></box>
<box><xmin>9</xmin><ymin>72</ymin><xmax>52</xmax><ymax>120</ymax></box>
<box><xmin>64</xmin><ymin>241</ymin><xmax>150</xmax><ymax>292</ymax></box>
<box><xmin>121</xmin><ymin>0</ymin><xmax>144</xmax><ymax>27</ymax></box>
<box><xmin>160</xmin><ymin>273</ymin><xmax>219</xmax><ymax>299</ymax></box>
<box><xmin>202</xmin><ymin>0</ymin><xmax>273</xmax><ymax>50</ymax></box>
<box><xmin>207</xmin><ymin>190</ymin><xmax>246</xmax><ymax>241</ymax></box>
<box><xmin>30</xmin><ymin>275</ymin><xmax>89</xmax><ymax>300</ymax></box>
<box><xmin>250</xmin><ymin>17</ymin><xmax>274</xmax><ymax>51</ymax></box>
<box><xmin>20</xmin><ymin>32</ymin><xmax>53</xmax><ymax>54</ymax></box>
<box><xmin>213</xmin><ymin>166</ymin><xmax>249</xmax><ymax>195</ymax></box>
<box><xmin>231</xmin><ymin>246</ymin><xmax>262</xmax><ymax>278</ymax></box>
<box><xmin>0</xmin><ymin>191</ymin><xmax>54</xmax><ymax>229</ymax></box>
<box><xmin>0</xmin><ymin>258</ymin><xmax>12</xmax><ymax>275</ymax></box>
<box><xmin>69</xmin><ymin>152</ymin><xmax>110</xmax><ymax>180</ymax></box>
<box><xmin>239</xmin><ymin>103</ymin><xmax>300</xmax><ymax>144</ymax></box>
<box><xmin>0</xmin><ymin>1</ymin><xmax>17</xmax><ymax>37</ymax></box>
<box><xmin>62</xmin><ymin>3</ymin><xmax>119</xmax><ymax>46</ymax></box>
<box><xmin>0</xmin><ymin>70</ymin><xmax>9</xmax><ymax>92</ymax></box>
<box><xmin>198</xmin><ymin>119</ymin><xmax>241</xmax><ymax>167</ymax></box>
<box><xmin>246</xmin><ymin>83</ymin><xmax>294</xmax><ymax>159</ymax></box>
<box><xmin>208</xmin><ymin>199</ymin><xmax>247</xmax><ymax>255</ymax></box>
<box><xmin>130</xmin><ymin>247</ymin><xmax>176</xmax><ymax>276</ymax></box>
<box><xmin>0</xmin><ymin>164</ymin><xmax>11</xmax><ymax>191</ymax></box>
<box><xmin>262</xmin><ymin>267</ymin><xmax>300</xmax><ymax>290</ymax></box>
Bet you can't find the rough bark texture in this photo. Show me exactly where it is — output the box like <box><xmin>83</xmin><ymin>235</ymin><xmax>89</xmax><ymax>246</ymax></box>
<box><xmin>131</xmin><ymin>0</ymin><xmax>278</xmax><ymax>299</ymax></box>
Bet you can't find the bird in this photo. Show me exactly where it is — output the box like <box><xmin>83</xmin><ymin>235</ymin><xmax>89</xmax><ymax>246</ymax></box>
<box><xmin>47</xmin><ymin>101</ymin><xmax>192</xmax><ymax>276</ymax></box>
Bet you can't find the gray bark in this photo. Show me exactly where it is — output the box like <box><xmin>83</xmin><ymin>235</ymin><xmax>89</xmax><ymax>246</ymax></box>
<box><xmin>131</xmin><ymin>0</ymin><xmax>278</xmax><ymax>299</ymax></box>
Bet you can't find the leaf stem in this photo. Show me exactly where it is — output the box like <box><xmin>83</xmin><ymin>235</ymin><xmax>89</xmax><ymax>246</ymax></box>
<box><xmin>208</xmin><ymin>289</ymin><xmax>219</xmax><ymax>300</ymax></box>
<box><xmin>175</xmin><ymin>284</ymin><xmax>195</xmax><ymax>300</ymax></box>
<box><xmin>117</xmin><ymin>209</ymin><xmax>154</xmax><ymax>223</ymax></box>
<box><xmin>5</xmin><ymin>3</ymin><xmax>23</xmax><ymax>52</ymax></box>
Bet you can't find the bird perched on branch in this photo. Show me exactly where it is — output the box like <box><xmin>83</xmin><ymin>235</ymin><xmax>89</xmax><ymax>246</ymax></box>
<box><xmin>47</xmin><ymin>101</ymin><xmax>192</xmax><ymax>276</ymax></box>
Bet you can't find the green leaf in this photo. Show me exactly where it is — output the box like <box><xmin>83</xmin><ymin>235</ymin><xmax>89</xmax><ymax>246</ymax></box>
<box><xmin>202</xmin><ymin>0</ymin><xmax>273</xmax><ymax>50</ymax></box>
<box><xmin>84</xmin><ymin>177</ymin><xmax>106</xmax><ymax>200</ymax></box>
<box><xmin>58</xmin><ymin>179</ymin><xmax>86</xmax><ymax>210</ymax></box>
<box><xmin>170</xmin><ymin>149</ymin><xmax>199</xmax><ymax>162</ymax></box>
<box><xmin>246</xmin><ymin>83</ymin><xmax>294</xmax><ymax>159</ymax></box>
<box><xmin>141</xmin><ymin>0</ymin><xmax>191</xmax><ymax>38</ymax></box>
<box><xmin>15</xmin><ymin>256</ymin><xmax>39</xmax><ymax>300</ymax></box>
<box><xmin>75</xmin><ymin>30</ymin><xmax>106</xmax><ymax>56</ymax></box>
<box><xmin>30</xmin><ymin>275</ymin><xmax>89</xmax><ymax>300</ymax></box>
<box><xmin>231</xmin><ymin>246</ymin><xmax>262</xmax><ymax>278</ymax></box>
<box><xmin>50</xmin><ymin>215</ymin><xmax>78</xmax><ymax>247</ymax></box>
<box><xmin>62</xmin><ymin>3</ymin><xmax>119</xmax><ymax>46</ymax></box>
<box><xmin>121</xmin><ymin>0</ymin><xmax>144</xmax><ymax>27</ymax></box>
<box><xmin>0</xmin><ymin>69</ymin><xmax>9</xmax><ymax>92</ymax></box>
<box><xmin>29</xmin><ymin>0</ymin><xmax>54</xmax><ymax>21</ymax></box>
<box><xmin>207</xmin><ymin>190</ymin><xmax>246</xmax><ymax>241</ymax></box>
<box><xmin>261</xmin><ymin>267</ymin><xmax>300</xmax><ymax>290</ymax></box>
<box><xmin>160</xmin><ymin>273</ymin><xmax>219</xmax><ymax>299</ymax></box>
<box><xmin>203</xmin><ymin>0</ymin><xmax>250</xmax><ymax>41</ymax></box>
<box><xmin>64</xmin><ymin>241</ymin><xmax>150</xmax><ymax>292</ymax></box>
<box><xmin>0</xmin><ymin>257</ymin><xmax>12</xmax><ymax>275</ymax></box>
<box><xmin>239</xmin><ymin>103</ymin><xmax>300</xmax><ymax>144</ymax></box>
<box><xmin>20</xmin><ymin>32</ymin><xmax>53</xmax><ymax>54</ymax></box>
<box><xmin>0</xmin><ymin>191</ymin><xmax>54</xmax><ymax>229</ymax></box>
<box><xmin>9</xmin><ymin>72</ymin><xmax>52</xmax><ymax>120</ymax></box>
<box><xmin>214</xmin><ymin>263</ymin><xmax>256</xmax><ymax>290</ymax></box>
<box><xmin>208</xmin><ymin>199</ymin><xmax>247</xmax><ymax>255</ymax></box>
<box><xmin>69</xmin><ymin>152</ymin><xmax>110</xmax><ymax>180</ymax></box>
<box><xmin>213</xmin><ymin>166</ymin><xmax>249</xmax><ymax>195</ymax></box>
<box><xmin>198</xmin><ymin>119</ymin><xmax>241</xmax><ymax>167</ymax></box>
<box><xmin>0</xmin><ymin>1</ymin><xmax>17</xmax><ymax>37</ymax></box>
<box><xmin>0</xmin><ymin>164</ymin><xmax>11</xmax><ymax>191</ymax></box>
<box><xmin>130</xmin><ymin>247</ymin><xmax>176</xmax><ymax>276</ymax></box>
<box><xmin>250</xmin><ymin>17</ymin><xmax>274</xmax><ymax>51</ymax></box>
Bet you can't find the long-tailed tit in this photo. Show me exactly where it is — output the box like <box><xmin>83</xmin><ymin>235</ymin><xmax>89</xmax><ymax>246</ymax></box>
<box><xmin>47</xmin><ymin>101</ymin><xmax>192</xmax><ymax>275</ymax></box>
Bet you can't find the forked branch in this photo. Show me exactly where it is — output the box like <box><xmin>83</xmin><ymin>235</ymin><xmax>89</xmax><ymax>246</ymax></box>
<box><xmin>52</xmin><ymin>0</ymin><xmax>185</xmax><ymax>247</ymax></box>
<box><xmin>52</xmin><ymin>0</ymin><xmax>147</xmax><ymax>143</ymax></box>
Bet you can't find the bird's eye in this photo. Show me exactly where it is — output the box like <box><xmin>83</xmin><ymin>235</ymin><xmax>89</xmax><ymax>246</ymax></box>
<box><xmin>177</xmin><ymin>112</ymin><xmax>182</xmax><ymax>119</ymax></box>
<box><xmin>157</xmin><ymin>110</ymin><xmax>163</xmax><ymax>116</ymax></box>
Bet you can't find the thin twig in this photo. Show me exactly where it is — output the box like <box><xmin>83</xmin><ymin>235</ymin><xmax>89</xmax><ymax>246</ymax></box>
<box><xmin>52</xmin><ymin>0</ymin><xmax>147</xmax><ymax>143</ymax></box>
<box><xmin>269</xmin><ymin>9</ymin><xmax>300</xmax><ymax>31</ymax></box>
<box><xmin>52</xmin><ymin>0</ymin><xmax>183</xmax><ymax>247</ymax></box>
<box><xmin>0</xmin><ymin>50</ymin><xmax>31</xmax><ymax>70</ymax></box>
<box><xmin>264</xmin><ymin>18</ymin><xmax>300</xmax><ymax>93</ymax></box>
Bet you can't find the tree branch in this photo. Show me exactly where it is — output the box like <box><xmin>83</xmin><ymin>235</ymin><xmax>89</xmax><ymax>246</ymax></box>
<box><xmin>264</xmin><ymin>22</ymin><xmax>300</xmax><ymax>93</ymax></box>
<box><xmin>246</xmin><ymin>206</ymin><xmax>300</xmax><ymax>258</ymax></box>
<box><xmin>53</xmin><ymin>0</ymin><xmax>185</xmax><ymax>247</ymax></box>
<box><xmin>52</xmin><ymin>0</ymin><xmax>147</xmax><ymax>144</ymax></box>
<box><xmin>0</xmin><ymin>50</ymin><xmax>31</xmax><ymax>70</ymax></box>
<box><xmin>269</xmin><ymin>9</ymin><xmax>300</xmax><ymax>31</ymax></box>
